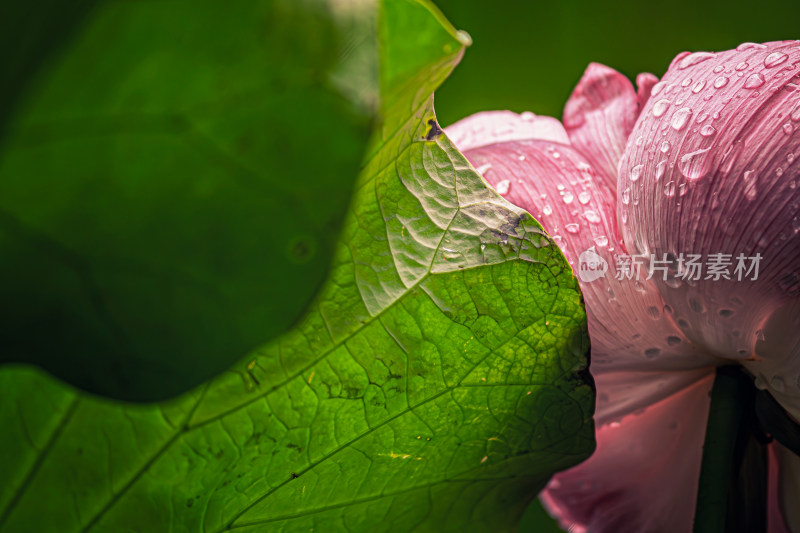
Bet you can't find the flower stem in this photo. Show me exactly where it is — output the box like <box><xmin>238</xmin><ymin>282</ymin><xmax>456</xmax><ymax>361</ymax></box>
<box><xmin>693</xmin><ymin>366</ymin><xmax>768</xmax><ymax>533</ymax></box>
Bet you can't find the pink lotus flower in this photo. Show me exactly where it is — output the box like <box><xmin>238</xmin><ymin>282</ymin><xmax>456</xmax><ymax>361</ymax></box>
<box><xmin>446</xmin><ymin>41</ymin><xmax>800</xmax><ymax>533</ymax></box>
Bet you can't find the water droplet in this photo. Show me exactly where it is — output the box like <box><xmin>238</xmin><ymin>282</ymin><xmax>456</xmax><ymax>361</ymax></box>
<box><xmin>647</xmin><ymin>306</ymin><xmax>661</xmax><ymax>319</ymax></box>
<box><xmin>542</xmin><ymin>204</ymin><xmax>553</xmax><ymax>216</ymax></box>
<box><xmin>692</xmin><ymin>79</ymin><xmax>707</xmax><ymax>93</ymax></box>
<box><xmin>719</xmin><ymin>309</ymin><xmax>734</xmax><ymax>317</ymax></box>
<box><xmin>679</xmin><ymin>52</ymin><xmax>716</xmax><ymax>69</ymax></box>
<box><xmin>584</xmin><ymin>210</ymin><xmax>601</xmax><ymax>224</ymax></box>
<box><xmin>495</xmin><ymin>179</ymin><xmax>510</xmax><ymax>195</ymax></box>
<box><xmin>776</xmin><ymin>167</ymin><xmax>784</xmax><ymax>177</ymax></box>
<box><xmin>442</xmin><ymin>248</ymin><xmax>463</xmax><ymax>261</ymax></box>
<box><xmin>644</xmin><ymin>348</ymin><xmax>661</xmax><ymax>359</ymax></box>
<box><xmin>700</xmin><ymin>125</ymin><xmax>716</xmax><ymax>137</ymax></box>
<box><xmin>771</xmin><ymin>376</ymin><xmax>785</xmax><ymax>392</ymax></box>
<box><xmin>636</xmin><ymin>136</ymin><xmax>644</xmax><ymax>146</ymax></box>
<box><xmin>653</xmin><ymin>99</ymin><xmax>671</xmax><ymax>117</ymax></box>
<box><xmin>664</xmin><ymin>181</ymin><xmax>676</xmax><ymax>197</ymax></box>
<box><xmin>594</xmin><ymin>235</ymin><xmax>609</xmax><ymax>247</ymax></box>
<box><xmin>735</xmin><ymin>62</ymin><xmax>749</xmax><ymax>71</ymax></box>
<box><xmin>660</xmin><ymin>141</ymin><xmax>671</xmax><ymax>153</ymax></box>
<box><xmin>744</xmin><ymin>73</ymin><xmax>765</xmax><ymax>89</ymax></box>
<box><xmin>621</xmin><ymin>188</ymin><xmax>631</xmax><ymax>205</ymax></box>
<box><xmin>754</xmin><ymin>373</ymin><xmax>768</xmax><ymax>390</ymax></box>
<box><xmin>563</xmin><ymin>191</ymin><xmax>574</xmax><ymax>204</ymax></box>
<box><xmin>737</xmin><ymin>42</ymin><xmax>766</xmax><ymax>51</ymax></box>
<box><xmin>552</xmin><ymin>151</ymin><xmax>561</xmax><ymax>159</ymax></box>
<box><xmin>667</xmin><ymin>335</ymin><xmax>682</xmax><ymax>346</ymax></box>
<box><xmin>714</xmin><ymin>76</ymin><xmax>729</xmax><ymax>88</ymax></box>
<box><xmin>788</xmin><ymin>153</ymin><xmax>796</xmax><ymax>164</ymax></box>
<box><xmin>630</xmin><ymin>164</ymin><xmax>644</xmax><ymax>181</ymax></box>
<box><xmin>476</xmin><ymin>163</ymin><xmax>492</xmax><ymax>175</ymax></box>
<box><xmin>656</xmin><ymin>160</ymin><xmax>667</xmax><ymax>181</ymax></box>
<box><xmin>681</xmin><ymin>77</ymin><xmax>693</xmax><ymax>87</ymax></box>
<box><xmin>713</xmin><ymin>64</ymin><xmax>725</xmax><ymax>74</ymax></box>
<box><xmin>744</xmin><ymin>170</ymin><xmax>757</xmax><ymax>200</ymax></box>
<box><xmin>565</xmin><ymin>223</ymin><xmax>580</xmax><ymax>234</ymax></box>
<box><xmin>679</xmin><ymin>147</ymin><xmax>712</xmax><ymax>180</ymax></box>
<box><xmin>520</xmin><ymin>111</ymin><xmax>536</xmax><ymax>121</ymax></box>
<box><xmin>784</xmin><ymin>123</ymin><xmax>794</xmax><ymax>135</ymax></box>
<box><xmin>791</xmin><ymin>103</ymin><xmax>800</xmax><ymax>121</ymax></box>
<box><xmin>651</xmin><ymin>81</ymin><xmax>667</xmax><ymax>96</ymax></box>
<box><xmin>578</xmin><ymin>191</ymin><xmax>591</xmax><ymax>204</ymax></box>
<box><xmin>689</xmin><ymin>298</ymin><xmax>705</xmax><ymax>313</ymax></box>
<box><xmin>765</xmin><ymin>51</ymin><xmax>789</xmax><ymax>68</ymax></box>
<box><xmin>671</xmin><ymin>108</ymin><xmax>693</xmax><ymax>130</ymax></box>
<box><xmin>456</xmin><ymin>30</ymin><xmax>473</xmax><ymax>46</ymax></box>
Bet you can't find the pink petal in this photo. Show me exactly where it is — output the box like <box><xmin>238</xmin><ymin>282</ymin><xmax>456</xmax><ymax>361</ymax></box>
<box><xmin>444</xmin><ymin>110</ymin><xmax>569</xmax><ymax>151</ymax></box>
<box><xmin>636</xmin><ymin>72</ymin><xmax>659</xmax><ymax>107</ymax></box>
<box><xmin>562</xmin><ymin>63</ymin><xmax>647</xmax><ymax>193</ymax></box>
<box><xmin>619</xmin><ymin>40</ymin><xmax>800</xmax><ymax>419</ymax></box>
<box><xmin>541</xmin><ymin>374</ymin><xmax>714</xmax><ymax>533</ymax></box>
<box><xmin>461</xmin><ymin>139</ymin><xmax>718</xmax><ymax>426</ymax></box>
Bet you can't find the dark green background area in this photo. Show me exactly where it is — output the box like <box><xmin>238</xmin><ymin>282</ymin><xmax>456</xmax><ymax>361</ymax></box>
<box><xmin>434</xmin><ymin>0</ymin><xmax>800</xmax><ymax>126</ymax></box>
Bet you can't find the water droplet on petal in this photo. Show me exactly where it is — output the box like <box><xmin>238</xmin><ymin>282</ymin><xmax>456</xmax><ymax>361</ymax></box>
<box><xmin>679</xmin><ymin>147</ymin><xmax>712</xmax><ymax>180</ymax></box>
<box><xmin>647</xmin><ymin>306</ymin><xmax>661</xmax><ymax>319</ymax></box>
<box><xmin>594</xmin><ymin>235</ymin><xmax>608</xmax><ymax>247</ymax></box>
<box><xmin>584</xmin><ymin>210</ymin><xmax>601</xmax><ymax>224</ymax></box>
<box><xmin>744</xmin><ymin>170</ymin><xmax>757</xmax><ymax>200</ymax></box>
<box><xmin>714</xmin><ymin>76</ymin><xmax>729</xmax><ymax>88</ymax></box>
<box><xmin>791</xmin><ymin>103</ymin><xmax>800</xmax><ymax>121</ymax></box>
<box><xmin>764</xmin><ymin>51</ymin><xmax>789</xmax><ymax>68</ymax></box>
<box><xmin>771</xmin><ymin>376</ymin><xmax>785</xmax><ymax>392</ymax></box>
<box><xmin>692</xmin><ymin>80</ymin><xmax>707</xmax><ymax>93</ymax></box>
<box><xmin>653</xmin><ymin>99</ymin><xmax>671</xmax><ymax>117</ymax></box>
<box><xmin>565</xmin><ymin>223</ymin><xmax>580</xmax><ymax>234</ymax></box>
<box><xmin>495</xmin><ymin>179</ymin><xmax>511</xmax><ymax>195</ymax></box>
<box><xmin>679</xmin><ymin>52</ymin><xmax>716</xmax><ymax>69</ymax></box>
<box><xmin>644</xmin><ymin>348</ymin><xmax>661</xmax><ymax>359</ymax></box>
<box><xmin>578</xmin><ymin>191</ymin><xmax>591</xmax><ymax>204</ymax></box>
<box><xmin>784</xmin><ymin>123</ymin><xmax>794</xmax><ymax>135</ymax></box>
<box><xmin>671</xmin><ymin>108</ymin><xmax>693</xmax><ymax>131</ymax></box>
<box><xmin>630</xmin><ymin>164</ymin><xmax>644</xmax><ymax>181</ymax></box>
<box><xmin>660</xmin><ymin>141</ymin><xmax>671</xmax><ymax>153</ymax></box>
<box><xmin>476</xmin><ymin>163</ymin><xmax>492</xmax><ymax>175</ymax></box>
<box><xmin>664</xmin><ymin>181</ymin><xmax>676</xmax><ymax>197</ymax></box>
<box><xmin>667</xmin><ymin>335</ymin><xmax>681</xmax><ymax>346</ymax></box>
<box><xmin>735</xmin><ymin>62</ymin><xmax>749</xmax><ymax>71</ymax></box>
<box><xmin>621</xmin><ymin>188</ymin><xmax>631</xmax><ymax>205</ymax></box>
<box><xmin>656</xmin><ymin>160</ymin><xmax>667</xmax><ymax>181</ymax></box>
<box><xmin>713</xmin><ymin>64</ymin><xmax>725</xmax><ymax>74</ymax></box>
<box><xmin>681</xmin><ymin>77</ymin><xmax>693</xmax><ymax>87</ymax></box>
<box><xmin>520</xmin><ymin>111</ymin><xmax>536</xmax><ymax>121</ymax></box>
<box><xmin>700</xmin><ymin>125</ymin><xmax>716</xmax><ymax>137</ymax></box>
<box><xmin>543</xmin><ymin>204</ymin><xmax>553</xmax><ymax>216</ymax></box>
<box><xmin>563</xmin><ymin>191</ymin><xmax>574</xmax><ymax>204</ymax></box>
<box><xmin>737</xmin><ymin>42</ymin><xmax>766</xmax><ymax>51</ymax></box>
<box><xmin>744</xmin><ymin>73</ymin><xmax>765</xmax><ymax>89</ymax></box>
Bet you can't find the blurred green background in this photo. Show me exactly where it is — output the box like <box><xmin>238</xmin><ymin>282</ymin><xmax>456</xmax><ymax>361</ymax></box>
<box><xmin>434</xmin><ymin>0</ymin><xmax>800</xmax><ymax>127</ymax></box>
<box><xmin>430</xmin><ymin>1</ymin><xmax>800</xmax><ymax>530</ymax></box>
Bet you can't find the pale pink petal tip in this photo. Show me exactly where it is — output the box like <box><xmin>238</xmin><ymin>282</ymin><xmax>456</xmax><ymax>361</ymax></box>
<box><xmin>444</xmin><ymin>110</ymin><xmax>569</xmax><ymax>153</ymax></box>
<box><xmin>562</xmin><ymin>62</ymin><xmax>639</xmax><ymax>191</ymax></box>
<box><xmin>635</xmin><ymin>72</ymin><xmax>659</xmax><ymax>109</ymax></box>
